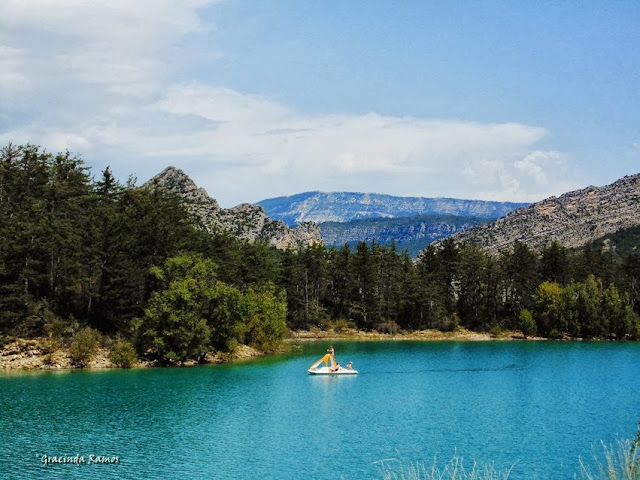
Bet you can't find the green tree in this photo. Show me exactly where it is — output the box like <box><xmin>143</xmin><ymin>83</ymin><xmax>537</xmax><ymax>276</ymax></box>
<box><xmin>207</xmin><ymin>281</ymin><xmax>243</xmax><ymax>352</ymax></box>
<box><xmin>415</xmin><ymin>245</ymin><xmax>448</xmax><ymax>329</ymax></box>
<box><xmin>576</xmin><ymin>275</ymin><xmax>603</xmax><ymax>338</ymax></box>
<box><xmin>278</xmin><ymin>247</ymin><xmax>307</xmax><ymax>329</ymax></box>
<box><xmin>435</xmin><ymin>238</ymin><xmax>460</xmax><ymax>315</ymax></box>
<box><xmin>0</xmin><ymin>145</ymin><xmax>94</xmax><ymax>333</ymax></box>
<box><xmin>499</xmin><ymin>242</ymin><xmax>539</xmax><ymax>328</ymax></box>
<box><xmin>69</xmin><ymin>327</ymin><xmax>101</xmax><ymax>368</ymax></box>
<box><xmin>559</xmin><ymin>281</ymin><xmax>580</xmax><ymax>337</ymax></box>
<box><xmin>135</xmin><ymin>255</ymin><xmax>216</xmax><ymax>365</ymax></box>
<box><xmin>394</xmin><ymin>251</ymin><xmax>424</xmax><ymax>330</ymax></box>
<box><xmin>540</xmin><ymin>241</ymin><xmax>571</xmax><ymax>285</ymax></box>
<box><xmin>456</xmin><ymin>245</ymin><xmax>491</xmax><ymax>330</ymax></box>
<box><xmin>236</xmin><ymin>283</ymin><xmax>288</xmax><ymax>352</ymax></box>
<box><xmin>300</xmin><ymin>244</ymin><xmax>328</xmax><ymax>325</ymax></box>
<box><xmin>327</xmin><ymin>244</ymin><xmax>353</xmax><ymax>321</ymax></box>
<box><xmin>518</xmin><ymin>309</ymin><xmax>537</xmax><ymax>339</ymax></box>
<box><xmin>602</xmin><ymin>283</ymin><xmax>631</xmax><ymax>339</ymax></box>
<box><xmin>352</xmin><ymin>241</ymin><xmax>376</xmax><ymax>329</ymax></box>
<box><xmin>108</xmin><ymin>338</ymin><xmax>138</xmax><ymax>368</ymax></box>
<box><xmin>534</xmin><ymin>281</ymin><xmax>564</xmax><ymax>337</ymax></box>
<box><xmin>96</xmin><ymin>186</ymin><xmax>200</xmax><ymax>334</ymax></box>
<box><xmin>623</xmin><ymin>253</ymin><xmax>640</xmax><ymax>314</ymax></box>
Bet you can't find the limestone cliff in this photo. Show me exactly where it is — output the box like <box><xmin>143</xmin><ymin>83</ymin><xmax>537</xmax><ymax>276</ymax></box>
<box><xmin>145</xmin><ymin>167</ymin><xmax>322</xmax><ymax>250</ymax></box>
<box><xmin>447</xmin><ymin>173</ymin><xmax>640</xmax><ymax>253</ymax></box>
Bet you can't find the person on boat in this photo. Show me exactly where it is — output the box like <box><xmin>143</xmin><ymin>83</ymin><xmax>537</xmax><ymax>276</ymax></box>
<box><xmin>331</xmin><ymin>362</ymin><xmax>341</xmax><ymax>372</ymax></box>
<box><xmin>327</xmin><ymin>345</ymin><xmax>336</xmax><ymax>367</ymax></box>
<box><xmin>346</xmin><ymin>361</ymin><xmax>353</xmax><ymax>370</ymax></box>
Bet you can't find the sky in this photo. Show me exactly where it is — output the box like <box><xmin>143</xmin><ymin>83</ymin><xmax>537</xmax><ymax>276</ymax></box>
<box><xmin>1</xmin><ymin>0</ymin><xmax>638</xmax><ymax>208</ymax></box>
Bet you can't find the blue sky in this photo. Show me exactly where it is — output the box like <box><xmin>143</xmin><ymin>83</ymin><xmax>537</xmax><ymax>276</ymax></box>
<box><xmin>1</xmin><ymin>1</ymin><xmax>638</xmax><ymax>207</ymax></box>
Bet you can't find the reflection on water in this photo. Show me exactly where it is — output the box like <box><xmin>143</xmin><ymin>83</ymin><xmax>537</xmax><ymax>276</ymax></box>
<box><xmin>1</xmin><ymin>341</ymin><xmax>639</xmax><ymax>479</ymax></box>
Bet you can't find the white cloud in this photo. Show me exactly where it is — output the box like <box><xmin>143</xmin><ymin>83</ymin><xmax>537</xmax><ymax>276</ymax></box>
<box><xmin>0</xmin><ymin>1</ymin><xmax>576</xmax><ymax>207</ymax></box>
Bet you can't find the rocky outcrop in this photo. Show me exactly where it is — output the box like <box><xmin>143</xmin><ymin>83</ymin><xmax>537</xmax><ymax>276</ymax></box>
<box><xmin>257</xmin><ymin>191</ymin><xmax>527</xmax><ymax>226</ymax></box>
<box><xmin>446</xmin><ymin>173</ymin><xmax>640</xmax><ymax>253</ymax></box>
<box><xmin>145</xmin><ymin>167</ymin><xmax>322</xmax><ymax>250</ymax></box>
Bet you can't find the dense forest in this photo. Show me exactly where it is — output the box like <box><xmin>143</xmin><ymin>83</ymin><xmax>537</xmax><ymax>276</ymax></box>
<box><xmin>1</xmin><ymin>145</ymin><xmax>639</xmax><ymax>365</ymax></box>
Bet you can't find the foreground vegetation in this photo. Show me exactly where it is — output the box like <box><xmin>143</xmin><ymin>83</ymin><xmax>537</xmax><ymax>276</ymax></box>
<box><xmin>378</xmin><ymin>424</ymin><xmax>640</xmax><ymax>479</ymax></box>
<box><xmin>1</xmin><ymin>144</ymin><xmax>640</xmax><ymax>366</ymax></box>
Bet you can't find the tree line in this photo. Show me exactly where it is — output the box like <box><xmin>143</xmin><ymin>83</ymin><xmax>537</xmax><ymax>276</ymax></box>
<box><xmin>1</xmin><ymin>145</ymin><xmax>639</xmax><ymax>364</ymax></box>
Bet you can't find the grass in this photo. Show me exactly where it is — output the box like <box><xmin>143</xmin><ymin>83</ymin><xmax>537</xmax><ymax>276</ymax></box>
<box><xmin>580</xmin><ymin>437</ymin><xmax>640</xmax><ymax>480</ymax></box>
<box><xmin>376</xmin><ymin>431</ymin><xmax>640</xmax><ymax>480</ymax></box>
<box><xmin>375</xmin><ymin>456</ymin><xmax>513</xmax><ymax>480</ymax></box>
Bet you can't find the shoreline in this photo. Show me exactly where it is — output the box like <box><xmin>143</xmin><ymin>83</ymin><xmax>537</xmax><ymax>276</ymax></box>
<box><xmin>0</xmin><ymin>338</ymin><xmax>263</xmax><ymax>371</ymax></box>
<box><xmin>287</xmin><ymin>327</ymin><xmax>539</xmax><ymax>342</ymax></box>
<box><xmin>0</xmin><ymin>328</ymin><xmax>543</xmax><ymax>371</ymax></box>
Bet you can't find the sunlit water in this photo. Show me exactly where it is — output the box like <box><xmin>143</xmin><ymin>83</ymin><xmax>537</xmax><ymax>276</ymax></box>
<box><xmin>1</xmin><ymin>341</ymin><xmax>639</xmax><ymax>479</ymax></box>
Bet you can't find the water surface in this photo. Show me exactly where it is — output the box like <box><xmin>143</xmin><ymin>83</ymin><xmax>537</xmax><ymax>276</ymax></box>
<box><xmin>1</xmin><ymin>341</ymin><xmax>639</xmax><ymax>479</ymax></box>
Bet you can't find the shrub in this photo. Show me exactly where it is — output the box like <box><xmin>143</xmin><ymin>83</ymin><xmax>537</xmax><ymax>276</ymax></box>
<box><xmin>45</xmin><ymin>319</ymin><xmax>72</xmax><ymax>339</ymax></box>
<box><xmin>45</xmin><ymin>318</ymin><xmax>80</xmax><ymax>347</ymax></box>
<box><xmin>375</xmin><ymin>321</ymin><xmax>400</xmax><ymax>335</ymax></box>
<box><xmin>68</xmin><ymin>328</ymin><xmax>100</xmax><ymax>368</ymax></box>
<box><xmin>490</xmin><ymin>324</ymin><xmax>502</xmax><ymax>338</ymax></box>
<box><xmin>332</xmin><ymin>318</ymin><xmax>351</xmax><ymax>333</ymax></box>
<box><xmin>549</xmin><ymin>328</ymin><xmax>564</xmax><ymax>339</ymax></box>
<box><xmin>19</xmin><ymin>300</ymin><xmax>58</xmax><ymax>337</ymax></box>
<box><xmin>41</xmin><ymin>338</ymin><xmax>58</xmax><ymax>355</ymax></box>
<box><xmin>441</xmin><ymin>314</ymin><xmax>460</xmax><ymax>332</ymax></box>
<box><xmin>518</xmin><ymin>309</ymin><xmax>537</xmax><ymax>339</ymax></box>
<box><xmin>108</xmin><ymin>339</ymin><xmax>138</xmax><ymax>368</ymax></box>
<box><xmin>42</xmin><ymin>354</ymin><xmax>56</xmax><ymax>367</ymax></box>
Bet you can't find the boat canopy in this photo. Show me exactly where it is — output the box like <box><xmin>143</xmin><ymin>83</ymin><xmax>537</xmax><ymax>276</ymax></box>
<box><xmin>308</xmin><ymin>353</ymin><xmax>336</xmax><ymax>370</ymax></box>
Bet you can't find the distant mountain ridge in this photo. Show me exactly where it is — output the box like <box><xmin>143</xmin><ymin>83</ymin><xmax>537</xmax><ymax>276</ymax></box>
<box><xmin>320</xmin><ymin>215</ymin><xmax>489</xmax><ymax>257</ymax></box>
<box><xmin>447</xmin><ymin>173</ymin><xmax>640</xmax><ymax>253</ymax></box>
<box><xmin>257</xmin><ymin>191</ymin><xmax>528</xmax><ymax>226</ymax></box>
<box><xmin>145</xmin><ymin>167</ymin><xmax>322</xmax><ymax>250</ymax></box>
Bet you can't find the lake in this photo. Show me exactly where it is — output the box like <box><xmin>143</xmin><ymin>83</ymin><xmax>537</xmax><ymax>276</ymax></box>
<box><xmin>1</xmin><ymin>341</ymin><xmax>639</xmax><ymax>479</ymax></box>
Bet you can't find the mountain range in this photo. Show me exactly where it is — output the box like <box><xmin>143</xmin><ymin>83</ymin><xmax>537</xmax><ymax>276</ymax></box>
<box><xmin>257</xmin><ymin>191</ymin><xmax>527</xmax><ymax>225</ymax></box>
<box><xmin>145</xmin><ymin>167</ymin><xmax>640</xmax><ymax>257</ymax></box>
<box><xmin>257</xmin><ymin>191</ymin><xmax>527</xmax><ymax>255</ymax></box>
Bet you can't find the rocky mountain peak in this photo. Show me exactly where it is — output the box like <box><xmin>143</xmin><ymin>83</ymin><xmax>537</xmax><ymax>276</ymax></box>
<box><xmin>146</xmin><ymin>166</ymin><xmax>220</xmax><ymax>209</ymax></box>
<box><xmin>144</xmin><ymin>167</ymin><xmax>322</xmax><ymax>250</ymax></box>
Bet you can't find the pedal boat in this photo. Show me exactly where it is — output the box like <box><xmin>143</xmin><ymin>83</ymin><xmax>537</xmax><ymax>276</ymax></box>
<box><xmin>308</xmin><ymin>353</ymin><xmax>358</xmax><ymax>374</ymax></box>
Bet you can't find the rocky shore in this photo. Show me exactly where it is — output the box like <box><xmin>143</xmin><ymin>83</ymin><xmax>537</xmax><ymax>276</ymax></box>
<box><xmin>1</xmin><ymin>328</ymin><xmax>539</xmax><ymax>371</ymax></box>
<box><xmin>0</xmin><ymin>338</ymin><xmax>262</xmax><ymax>371</ymax></box>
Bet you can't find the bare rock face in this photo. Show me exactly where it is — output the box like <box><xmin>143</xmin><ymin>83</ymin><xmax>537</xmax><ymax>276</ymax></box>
<box><xmin>446</xmin><ymin>173</ymin><xmax>640</xmax><ymax>253</ymax></box>
<box><xmin>145</xmin><ymin>167</ymin><xmax>322</xmax><ymax>250</ymax></box>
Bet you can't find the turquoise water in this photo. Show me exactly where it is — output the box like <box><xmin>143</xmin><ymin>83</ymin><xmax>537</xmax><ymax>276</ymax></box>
<box><xmin>1</xmin><ymin>341</ymin><xmax>639</xmax><ymax>479</ymax></box>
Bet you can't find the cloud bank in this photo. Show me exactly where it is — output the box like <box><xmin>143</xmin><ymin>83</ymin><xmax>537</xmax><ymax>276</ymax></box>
<box><xmin>0</xmin><ymin>1</ymin><xmax>575</xmax><ymax>207</ymax></box>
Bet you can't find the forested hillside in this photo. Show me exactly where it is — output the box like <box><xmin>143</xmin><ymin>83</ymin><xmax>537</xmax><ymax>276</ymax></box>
<box><xmin>1</xmin><ymin>145</ymin><xmax>639</xmax><ymax>367</ymax></box>
<box><xmin>318</xmin><ymin>214</ymin><xmax>488</xmax><ymax>257</ymax></box>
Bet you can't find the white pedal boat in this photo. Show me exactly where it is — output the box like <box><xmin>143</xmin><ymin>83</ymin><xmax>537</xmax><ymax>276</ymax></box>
<box><xmin>308</xmin><ymin>353</ymin><xmax>358</xmax><ymax>374</ymax></box>
<box><xmin>308</xmin><ymin>365</ymin><xmax>358</xmax><ymax>375</ymax></box>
